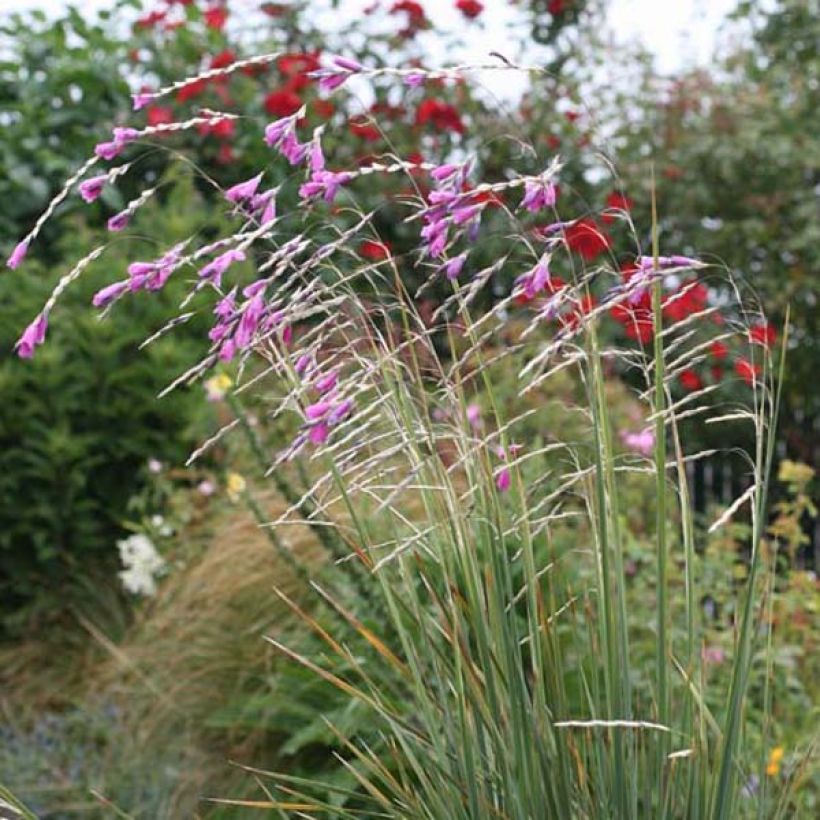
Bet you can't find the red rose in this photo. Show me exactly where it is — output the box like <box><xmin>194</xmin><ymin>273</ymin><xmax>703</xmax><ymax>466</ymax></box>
<box><xmin>749</xmin><ymin>322</ymin><xmax>776</xmax><ymax>348</ymax></box>
<box><xmin>710</xmin><ymin>340</ymin><xmax>728</xmax><ymax>360</ymax></box>
<box><xmin>349</xmin><ymin>117</ymin><xmax>381</xmax><ymax>142</ymax></box>
<box><xmin>264</xmin><ymin>89</ymin><xmax>302</xmax><ymax>117</ymax></box>
<box><xmin>359</xmin><ymin>240</ymin><xmax>391</xmax><ymax>260</ymax></box>
<box><xmin>564</xmin><ymin>218</ymin><xmax>611</xmax><ymax>261</ymax></box>
<box><xmin>390</xmin><ymin>0</ymin><xmax>429</xmax><ymax>37</ymax></box>
<box><xmin>735</xmin><ymin>358</ymin><xmax>761</xmax><ymax>386</ymax></box>
<box><xmin>177</xmin><ymin>78</ymin><xmax>208</xmax><ymax>102</ymax></box>
<box><xmin>455</xmin><ymin>0</ymin><xmax>484</xmax><ymax>19</ymax></box>
<box><xmin>679</xmin><ymin>369</ymin><xmax>703</xmax><ymax>392</ymax></box>
<box><xmin>662</xmin><ymin>281</ymin><xmax>708</xmax><ymax>323</ymax></box>
<box><xmin>204</xmin><ymin>5</ymin><xmax>228</xmax><ymax>30</ymax></box>
<box><xmin>611</xmin><ymin>290</ymin><xmax>654</xmax><ymax>345</ymax></box>
<box><xmin>134</xmin><ymin>11</ymin><xmax>166</xmax><ymax>30</ymax></box>
<box><xmin>278</xmin><ymin>52</ymin><xmax>321</xmax><ymax>77</ymax></box>
<box><xmin>146</xmin><ymin>105</ymin><xmax>174</xmax><ymax>126</ymax></box>
<box><xmin>211</xmin><ymin>50</ymin><xmax>236</xmax><ymax>69</ymax></box>
<box><xmin>312</xmin><ymin>99</ymin><xmax>336</xmax><ymax>119</ymax></box>
<box><xmin>415</xmin><ymin>98</ymin><xmax>464</xmax><ymax>134</ymax></box>
<box><xmin>601</xmin><ymin>190</ymin><xmax>633</xmax><ymax>223</ymax></box>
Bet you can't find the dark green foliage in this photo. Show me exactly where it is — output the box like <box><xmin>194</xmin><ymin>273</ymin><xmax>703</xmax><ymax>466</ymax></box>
<box><xmin>0</xmin><ymin>197</ymin><xmax>213</xmax><ymax>636</ymax></box>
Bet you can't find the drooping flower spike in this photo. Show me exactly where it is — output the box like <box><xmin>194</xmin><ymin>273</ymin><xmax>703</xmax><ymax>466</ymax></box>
<box><xmin>14</xmin><ymin>313</ymin><xmax>49</xmax><ymax>359</ymax></box>
<box><xmin>131</xmin><ymin>51</ymin><xmax>281</xmax><ymax>111</ymax></box>
<box><xmin>225</xmin><ymin>172</ymin><xmax>264</xmax><ymax>205</ymax></box>
<box><xmin>6</xmin><ymin>240</ymin><xmax>29</xmax><ymax>270</ymax></box>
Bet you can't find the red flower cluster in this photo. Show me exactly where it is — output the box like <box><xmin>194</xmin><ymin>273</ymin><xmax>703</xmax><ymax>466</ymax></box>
<box><xmin>455</xmin><ymin>0</ymin><xmax>484</xmax><ymax>19</ymax></box>
<box><xmin>735</xmin><ymin>358</ymin><xmax>761</xmax><ymax>386</ymax></box>
<box><xmin>264</xmin><ymin>52</ymin><xmax>322</xmax><ymax>118</ymax></box>
<box><xmin>663</xmin><ymin>282</ymin><xmax>708</xmax><ymax>323</ymax></box>
<box><xmin>359</xmin><ymin>240</ymin><xmax>392</xmax><ymax>260</ymax></box>
<box><xmin>749</xmin><ymin>322</ymin><xmax>776</xmax><ymax>348</ymax></box>
<box><xmin>601</xmin><ymin>190</ymin><xmax>634</xmax><ymax>224</ymax></box>
<box><xmin>390</xmin><ymin>1</ymin><xmax>430</xmax><ymax>38</ymax></box>
<box><xmin>678</xmin><ymin>369</ymin><xmax>703</xmax><ymax>392</ymax></box>
<box><xmin>278</xmin><ymin>52</ymin><xmax>321</xmax><ymax>91</ymax></box>
<box><xmin>211</xmin><ymin>49</ymin><xmax>236</xmax><ymax>69</ymax></box>
<box><xmin>264</xmin><ymin>89</ymin><xmax>302</xmax><ymax>117</ymax></box>
<box><xmin>177</xmin><ymin>78</ymin><xmax>208</xmax><ymax>102</ymax></box>
<box><xmin>611</xmin><ymin>289</ymin><xmax>654</xmax><ymax>343</ymax></box>
<box><xmin>564</xmin><ymin>218</ymin><xmax>611</xmax><ymax>261</ymax></box>
<box><xmin>204</xmin><ymin>4</ymin><xmax>228</xmax><ymax>31</ymax></box>
<box><xmin>349</xmin><ymin>116</ymin><xmax>381</xmax><ymax>142</ymax></box>
<box><xmin>146</xmin><ymin>105</ymin><xmax>173</xmax><ymax>127</ymax></box>
<box><xmin>134</xmin><ymin>10</ymin><xmax>166</xmax><ymax>30</ymax></box>
<box><xmin>416</xmin><ymin>98</ymin><xmax>464</xmax><ymax>133</ymax></box>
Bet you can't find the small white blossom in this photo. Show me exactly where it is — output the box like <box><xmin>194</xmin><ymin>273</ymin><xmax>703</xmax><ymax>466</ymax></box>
<box><xmin>117</xmin><ymin>533</ymin><xmax>166</xmax><ymax>597</ymax></box>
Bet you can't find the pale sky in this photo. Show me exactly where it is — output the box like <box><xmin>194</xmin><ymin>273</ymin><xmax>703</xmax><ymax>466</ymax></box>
<box><xmin>5</xmin><ymin>0</ymin><xmax>740</xmax><ymax>76</ymax></box>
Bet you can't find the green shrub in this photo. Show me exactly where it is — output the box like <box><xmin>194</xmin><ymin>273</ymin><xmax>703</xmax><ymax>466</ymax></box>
<box><xmin>0</xmin><ymin>178</ymin><xmax>216</xmax><ymax>636</ymax></box>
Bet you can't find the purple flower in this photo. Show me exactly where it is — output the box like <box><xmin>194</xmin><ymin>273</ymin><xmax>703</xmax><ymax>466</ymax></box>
<box><xmin>107</xmin><ymin>211</ymin><xmax>130</xmax><ymax>232</ymax></box>
<box><xmin>309</xmin><ymin>130</ymin><xmax>325</xmax><ymax>173</ymax></box>
<box><xmin>95</xmin><ymin>141</ymin><xmax>122</xmax><ymax>161</ymax></box>
<box><xmin>15</xmin><ymin>312</ymin><xmax>48</xmax><ymax>359</ymax></box>
<box><xmin>314</xmin><ymin>371</ymin><xmax>338</xmax><ymax>393</ymax></box>
<box><xmin>621</xmin><ymin>428</ymin><xmax>654</xmax><ymax>456</ymax></box>
<box><xmin>79</xmin><ymin>175</ymin><xmax>108</xmax><ymax>203</ymax></box>
<box><xmin>327</xmin><ymin>398</ymin><xmax>354</xmax><ymax>425</ymax></box>
<box><xmin>637</xmin><ymin>255</ymin><xmax>700</xmax><ymax>269</ymax></box>
<box><xmin>92</xmin><ymin>280</ymin><xmax>129</xmax><ymax>307</ymax></box>
<box><xmin>7</xmin><ymin>239</ymin><xmax>29</xmax><ymax>270</ymax></box>
<box><xmin>428</xmin><ymin>190</ymin><xmax>458</xmax><ymax>207</ymax></box>
<box><xmin>225</xmin><ymin>172</ymin><xmax>263</xmax><ymax>205</ymax></box>
<box><xmin>317</xmin><ymin>72</ymin><xmax>349</xmax><ymax>92</ymax></box>
<box><xmin>516</xmin><ymin>255</ymin><xmax>551</xmax><ymax>300</ymax></box>
<box><xmin>295</xmin><ymin>354</ymin><xmax>314</xmax><ymax>376</ymax></box>
<box><xmin>146</xmin><ymin>265</ymin><xmax>174</xmax><ymax>291</ymax></box>
<box><xmin>280</xmin><ymin>132</ymin><xmax>308</xmax><ymax>165</ymax></box>
<box><xmin>495</xmin><ymin>468</ymin><xmax>512</xmax><ymax>493</ymax></box>
<box><xmin>430</xmin><ymin>163</ymin><xmax>459</xmax><ymax>182</ymax></box>
<box><xmin>128</xmin><ymin>261</ymin><xmax>156</xmax><ymax>278</ymax></box>
<box><xmin>112</xmin><ymin>127</ymin><xmax>140</xmax><ymax>144</ymax></box>
<box><xmin>264</xmin><ymin>116</ymin><xmax>292</xmax><ymax>148</ymax></box>
<box><xmin>242</xmin><ymin>279</ymin><xmax>268</xmax><ymax>299</ymax></box>
<box><xmin>298</xmin><ymin>170</ymin><xmax>352</xmax><ymax>203</ymax></box>
<box><xmin>309</xmin><ymin>422</ymin><xmax>330</xmax><ymax>444</ymax></box>
<box><xmin>404</xmin><ymin>71</ymin><xmax>426</xmax><ymax>88</ymax></box>
<box><xmin>219</xmin><ymin>338</ymin><xmax>236</xmax><ymax>361</ymax></box>
<box><xmin>250</xmin><ymin>190</ymin><xmax>277</xmax><ymax>224</ymax></box>
<box><xmin>332</xmin><ymin>55</ymin><xmax>365</xmax><ymax>72</ymax></box>
<box><xmin>442</xmin><ymin>252</ymin><xmax>468</xmax><ymax>281</ymax></box>
<box><xmin>521</xmin><ymin>177</ymin><xmax>557</xmax><ymax>213</ymax></box>
<box><xmin>234</xmin><ymin>293</ymin><xmax>266</xmax><ymax>349</ymax></box>
<box><xmin>132</xmin><ymin>92</ymin><xmax>154</xmax><ymax>111</ymax></box>
<box><xmin>198</xmin><ymin>249</ymin><xmax>246</xmax><ymax>288</ymax></box>
<box><xmin>305</xmin><ymin>401</ymin><xmax>333</xmax><ymax>421</ymax></box>
<box><xmin>453</xmin><ymin>204</ymin><xmax>481</xmax><ymax>226</ymax></box>
<box><xmin>466</xmin><ymin>404</ymin><xmax>482</xmax><ymax>428</ymax></box>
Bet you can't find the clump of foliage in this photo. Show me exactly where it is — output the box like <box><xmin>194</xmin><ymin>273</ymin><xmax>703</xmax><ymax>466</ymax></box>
<box><xmin>0</xmin><ymin>178</ymin><xmax>216</xmax><ymax>636</ymax></box>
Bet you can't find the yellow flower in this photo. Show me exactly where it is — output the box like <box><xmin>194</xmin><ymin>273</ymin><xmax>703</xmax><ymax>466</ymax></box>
<box><xmin>766</xmin><ymin>746</ymin><xmax>784</xmax><ymax>777</ymax></box>
<box><xmin>226</xmin><ymin>472</ymin><xmax>246</xmax><ymax>502</ymax></box>
<box><xmin>204</xmin><ymin>372</ymin><xmax>233</xmax><ymax>401</ymax></box>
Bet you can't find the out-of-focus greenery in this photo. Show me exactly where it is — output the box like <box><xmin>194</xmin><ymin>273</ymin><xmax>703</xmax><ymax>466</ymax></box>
<box><xmin>0</xmin><ymin>178</ymin><xmax>219</xmax><ymax>636</ymax></box>
<box><xmin>606</xmin><ymin>0</ymin><xmax>819</xmax><ymax>463</ymax></box>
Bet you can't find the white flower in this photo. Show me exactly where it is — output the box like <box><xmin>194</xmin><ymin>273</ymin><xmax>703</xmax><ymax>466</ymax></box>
<box><xmin>150</xmin><ymin>514</ymin><xmax>173</xmax><ymax>537</ymax></box>
<box><xmin>117</xmin><ymin>533</ymin><xmax>166</xmax><ymax>597</ymax></box>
